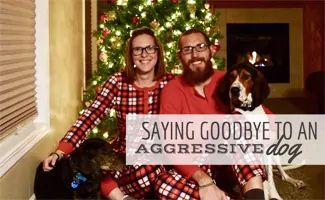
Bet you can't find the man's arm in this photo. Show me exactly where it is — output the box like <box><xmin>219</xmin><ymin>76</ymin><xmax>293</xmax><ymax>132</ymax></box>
<box><xmin>160</xmin><ymin>81</ymin><xmax>201</xmax><ymax>178</ymax></box>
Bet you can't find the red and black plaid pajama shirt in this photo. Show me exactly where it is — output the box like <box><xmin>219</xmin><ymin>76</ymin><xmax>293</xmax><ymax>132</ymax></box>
<box><xmin>156</xmin><ymin>70</ymin><xmax>266</xmax><ymax>200</ymax></box>
<box><xmin>56</xmin><ymin>71</ymin><xmax>174</xmax><ymax>199</ymax></box>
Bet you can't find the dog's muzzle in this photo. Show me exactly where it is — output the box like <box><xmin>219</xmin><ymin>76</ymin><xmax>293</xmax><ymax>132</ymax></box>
<box><xmin>230</xmin><ymin>86</ymin><xmax>242</xmax><ymax>107</ymax></box>
<box><xmin>230</xmin><ymin>86</ymin><xmax>253</xmax><ymax>110</ymax></box>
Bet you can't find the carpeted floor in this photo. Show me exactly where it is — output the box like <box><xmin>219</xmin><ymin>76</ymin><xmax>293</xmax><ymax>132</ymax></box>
<box><xmin>264</xmin><ymin>98</ymin><xmax>325</xmax><ymax>200</ymax></box>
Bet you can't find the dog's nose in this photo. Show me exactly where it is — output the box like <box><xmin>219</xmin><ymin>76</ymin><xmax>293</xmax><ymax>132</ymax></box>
<box><xmin>230</xmin><ymin>87</ymin><xmax>240</xmax><ymax>96</ymax></box>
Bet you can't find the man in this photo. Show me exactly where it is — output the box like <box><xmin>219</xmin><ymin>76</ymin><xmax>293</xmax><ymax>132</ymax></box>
<box><xmin>155</xmin><ymin>29</ymin><xmax>266</xmax><ymax>200</ymax></box>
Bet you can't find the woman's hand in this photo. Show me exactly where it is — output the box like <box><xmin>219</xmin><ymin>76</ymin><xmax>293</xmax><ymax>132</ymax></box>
<box><xmin>42</xmin><ymin>151</ymin><xmax>63</xmax><ymax>172</ymax></box>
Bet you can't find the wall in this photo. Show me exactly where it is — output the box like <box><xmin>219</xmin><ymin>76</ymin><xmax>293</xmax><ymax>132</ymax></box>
<box><xmin>303</xmin><ymin>3</ymin><xmax>325</xmax><ymax>80</ymax></box>
<box><xmin>0</xmin><ymin>0</ymin><xmax>85</xmax><ymax>199</ymax></box>
<box><xmin>214</xmin><ymin>8</ymin><xmax>304</xmax><ymax>98</ymax></box>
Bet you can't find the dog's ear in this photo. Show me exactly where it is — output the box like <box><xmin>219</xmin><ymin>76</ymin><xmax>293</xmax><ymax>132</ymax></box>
<box><xmin>214</xmin><ymin>73</ymin><xmax>231</xmax><ymax>105</ymax></box>
<box><xmin>251</xmin><ymin>70</ymin><xmax>270</xmax><ymax>107</ymax></box>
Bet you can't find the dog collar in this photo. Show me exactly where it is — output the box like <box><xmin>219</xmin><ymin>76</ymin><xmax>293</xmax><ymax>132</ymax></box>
<box><xmin>71</xmin><ymin>173</ymin><xmax>88</xmax><ymax>189</ymax></box>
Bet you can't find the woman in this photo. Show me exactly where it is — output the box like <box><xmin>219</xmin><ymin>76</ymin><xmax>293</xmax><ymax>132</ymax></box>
<box><xmin>42</xmin><ymin>27</ymin><xmax>174</xmax><ymax>200</ymax></box>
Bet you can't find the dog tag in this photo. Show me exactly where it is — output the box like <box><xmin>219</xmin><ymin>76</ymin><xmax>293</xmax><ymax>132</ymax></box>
<box><xmin>71</xmin><ymin>181</ymin><xmax>78</xmax><ymax>189</ymax></box>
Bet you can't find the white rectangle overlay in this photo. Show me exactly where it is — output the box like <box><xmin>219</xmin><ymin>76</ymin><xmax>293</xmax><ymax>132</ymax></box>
<box><xmin>126</xmin><ymin>114</ymin><xmax>325</xmax><ymax>165</ymax></box>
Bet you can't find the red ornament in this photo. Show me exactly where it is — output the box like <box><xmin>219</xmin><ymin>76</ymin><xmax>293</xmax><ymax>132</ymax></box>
<box><xmin>212</xmin><ymin>42</ymin><xmax>221</xmax><ymax>53</ymax></box>
<box><xmin>100</xmin><ymin>14</ymin><xmax>108</xmax><ymax>22</ymax></box>
<box><xmin>132</xmin><ymin>16</ymin><xmax>140</xmax><ymax>25</ymax></box>
<box><xmin>152</xmin><ymin>0</ymin><xmax>157</xmax><ymax>2</ymax></box>
<box><xmin>111</xmin><ymin>0</ymin><xmax>117</xmax><ymax>3</ymax></box>
<box><xmin>102</xmin><ymin>29</ymin><xmax>110</xmax><ymax>37</ymax></box>
<box><xmin>95</xmin><ymin>86</ymin><xmax>103</xmax><ymax>95</ymax></box>
<box><xmin>171</xmin><ymin>0</ymin><xmax>179</xmax><ymax>3</ymax></box>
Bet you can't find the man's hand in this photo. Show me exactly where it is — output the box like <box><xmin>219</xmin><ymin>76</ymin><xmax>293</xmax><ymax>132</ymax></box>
<box><xmin>199</xmin><ymin>184</ymin><xmax>228</xmax><ymax>200</ymax></box>
<box><xmin>192</xmin><ymin>169</ymin><xmax>228</xmax><ymax>200</ymax></box>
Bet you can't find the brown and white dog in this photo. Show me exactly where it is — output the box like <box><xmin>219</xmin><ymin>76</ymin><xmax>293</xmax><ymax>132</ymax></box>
<box><xmin>215</xmin><ymin>62</ymin><xmax>305</xmax><ymax>200</ymax></box>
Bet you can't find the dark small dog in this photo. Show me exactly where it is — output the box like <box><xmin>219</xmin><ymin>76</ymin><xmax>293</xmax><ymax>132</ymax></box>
<box><xmin>34</xmin><ymin>138</ymin><xmax>125</xmax><ymax>200</ymax></box>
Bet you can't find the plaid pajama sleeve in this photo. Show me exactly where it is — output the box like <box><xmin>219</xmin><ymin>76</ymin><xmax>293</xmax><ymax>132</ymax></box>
<box><xmin>58</xmin><ymin>74</ymin><xmax>119</xmax><ymax>154</ymax></box>
<box><xmin>228</xmin><ymin>112</ymin><xmax>267</xmax><ymax>186</ymax></box>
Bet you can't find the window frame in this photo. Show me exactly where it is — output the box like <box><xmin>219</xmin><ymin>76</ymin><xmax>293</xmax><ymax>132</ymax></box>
<box><xmin>0</xmin><ymin>0</ymin><xmax>50</xmax><ymax>177</ymax></box>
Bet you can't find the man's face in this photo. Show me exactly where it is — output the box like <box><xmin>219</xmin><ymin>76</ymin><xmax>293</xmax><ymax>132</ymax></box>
<box><xmin>178</xmin><ymin>32</ymin><xmax>214</xmax><ymax>85</ymax></box>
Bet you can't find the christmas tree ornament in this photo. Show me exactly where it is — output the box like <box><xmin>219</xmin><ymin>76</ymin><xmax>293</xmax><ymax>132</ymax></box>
<box><xmin>102</xmin><ymin>29</ymin><xmax>110</xmax><ymax>38</ymax></box>
<box><xmin>212</xmin><ymin>42</ymin><xmax>221</xmax><ymax>53</ymax></box>
<box><xmin>171</xmin><ymin>0</ymin><xmax>179</xmax><ymax>3</ymax></box>
<box><xmin>85</xmin><ymin>101</ymin><xmax>91</xmax><ymax>107</ymax></box>
<box><xmin>95</xmin><ymin>86</ymin><xmax>103</xmax><ymax>94</ymax></box>
<box><xmin>132</xmin><ymin>15</ymin><xmax>140</xmax><ymax>25</ymax></box>
<box><xmin>112</xmin><ymin>37</ymin><xmax>122</xmax><ymax>49</ymax></box>
<box><xmin>107</xmin><ymin>11</ymin><xmax>116</xmax><ymax>21</ymax></box>
<box><xmin>151</xmin><ymin>0</ymin><xmax>157</xmax><ymax>3</ymax></box>
<box><xmin>204</xmin><ymin>3</ymin><xmax>210</xmax><ymax>10</ymax></box>
<box><xmin>188</xmin><ymin>4</ymin><xmax>196</xmax><ymax>14</ymax></box>
<box><xmin>99</xmin><ymin>52</ymin><xmax>108</xmax><ymax>62</ymax></box>
<box><xmin>150</xmin><ymin>20</ymin><xmax>160</xmax><ymax>29</ymax></box>
<box><xmin>96</xmin><ymin>38</ymin><xmax>103</xmax><ymax>46</ymax></box>
<box><xmin>100</xmin><ymin>14</ymin><xmax>108</xmax><ymax>22</ymax></box>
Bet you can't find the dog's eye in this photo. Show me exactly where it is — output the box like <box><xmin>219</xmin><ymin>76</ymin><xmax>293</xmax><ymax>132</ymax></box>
<box><xmin>243</xmin><ymin>74</ymin><xmax>251</xmax><ymax>80</ymax></box>
<box><xmin>230</xmin><ymin>73</ymin><xmax>237</xmax><ymax>79</ymax></box>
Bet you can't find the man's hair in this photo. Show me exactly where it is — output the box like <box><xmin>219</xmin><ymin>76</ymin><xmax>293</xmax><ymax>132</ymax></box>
<box><xmin>125</xmin><ymin>27</ymin><xmax>166</xmax><ymax>83</ymax></box>
<box><xmin>177</xmin><ymin>29</ymin><xmax>211</xmax><ymax>50</ymax></box>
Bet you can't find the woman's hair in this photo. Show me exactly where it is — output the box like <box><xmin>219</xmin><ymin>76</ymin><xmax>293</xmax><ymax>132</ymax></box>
<box><xmin>125</xmin><ymin>27</ymin><xmax>166</xmax><ymax>83</ymax></box>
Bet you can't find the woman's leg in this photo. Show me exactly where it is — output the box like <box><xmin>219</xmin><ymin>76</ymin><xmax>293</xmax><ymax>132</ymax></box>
<box><xmin>111</xmin><ymin>165</ymin><xmax>165</xmax><ymax>199</ymax></box>
<box><xmin>154</xmin><ymin>165</ymin><xmax>212</xmax><ymax>200</ymax></box>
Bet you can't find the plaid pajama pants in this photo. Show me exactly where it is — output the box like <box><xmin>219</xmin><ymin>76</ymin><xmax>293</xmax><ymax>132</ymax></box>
<box><xmin>110</xmin><ymin>165</ymin><xmax>164</xmax><ymax>199</ymax></box>
<box><xmin>154</xmin><ymin>165</ymin><xmax>214</xmax><ymax>200</ymax></box>
<box><xmin>154</xmin><ymin>165</ymin><xmax>244</xmax><ymax>200</ymax></box>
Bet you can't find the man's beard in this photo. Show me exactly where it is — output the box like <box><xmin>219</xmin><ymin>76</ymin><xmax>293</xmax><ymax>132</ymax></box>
<box><xmin>182</xmin><ymin>57</ymin><xmax>214</xmax><ymax>85</ymax></box>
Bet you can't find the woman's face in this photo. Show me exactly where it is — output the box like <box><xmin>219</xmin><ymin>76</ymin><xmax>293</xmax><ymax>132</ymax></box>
<box><xmin>132</xmin><ymin>34</ymin><xmax>158</xmax><ymax>76</ymax></box>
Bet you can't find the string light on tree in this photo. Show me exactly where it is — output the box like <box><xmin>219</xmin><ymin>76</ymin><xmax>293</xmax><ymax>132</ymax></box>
<box><xmin>103</xmin><ymin>132</ymin><xmax>109</xmax><ymax>139</ymax></box>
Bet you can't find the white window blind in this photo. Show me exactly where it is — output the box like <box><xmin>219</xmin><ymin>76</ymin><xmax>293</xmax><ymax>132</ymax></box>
<box><xmin>0</xmin><ymin>0</ymin><xmax>38</xmax><ymax>140</ymax></box>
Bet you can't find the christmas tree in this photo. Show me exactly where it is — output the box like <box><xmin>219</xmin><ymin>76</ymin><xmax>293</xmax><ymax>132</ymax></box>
<box><xmin>84</xmin><ymin>0</ymin><xmax>225</xmax><ymax>140</ymax></box>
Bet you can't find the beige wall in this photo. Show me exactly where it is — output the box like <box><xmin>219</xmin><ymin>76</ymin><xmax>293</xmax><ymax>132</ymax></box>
<box><xmin>0</xmin><ymin>0</ymin><xmax>84</xmax><ymax>199</ymax></box>
<box><xmin>215</xmin><ymin>8</ymin><xmax>304</xmax><ymax>98</ymax></box>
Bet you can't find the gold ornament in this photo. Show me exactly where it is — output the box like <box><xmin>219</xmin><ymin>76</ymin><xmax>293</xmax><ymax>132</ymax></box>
<box><xmin>204</xmin><ymin>3</ymin><xmax>210</xmax><ymax>10</ymax></box>
<box><xmin>150</xmin><ymin>20</ymin><xmax>160</xmax><ymax>29</ymax></box>
<box><xmin>112</xmin><ymin>37</ymin><xmax>122</xmax><ymax>49</ymax></box>
<box><xmin>99</xmin><ymin>52</ymin><xmax>108</xmax><ymax>62</ymax></box>
<box><xmin>107</xmin><ymin>11</ymin><xmax>116</xmax><ymax>21</ymax></box>
<box><xmin>96</xmin><ymin>38</ymin><xmax>103</xmax><ymax>46</ymax></box>
<box><xmin>188</xmin><ymin>4</ymin><xmax>196</xmax><ymax>14</ymax></box>
<box><xmin>171</xmin><ymin>65</ymin><xmax>182</xmax><ymax>75</ymax></box>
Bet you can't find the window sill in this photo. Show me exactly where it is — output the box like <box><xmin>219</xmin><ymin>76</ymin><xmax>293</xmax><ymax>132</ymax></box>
<box><xmin>0</xmin><ymin>123</ymin><xmax>50</xmax><ymax>177</ymax></box>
